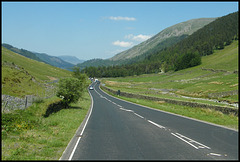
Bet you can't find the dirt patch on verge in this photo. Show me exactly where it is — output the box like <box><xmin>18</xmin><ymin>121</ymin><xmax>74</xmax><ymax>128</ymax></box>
<box><xmin>47</xmin><ymin>76</ymin><xmax>58</xmax><ymax>81</ymax></box>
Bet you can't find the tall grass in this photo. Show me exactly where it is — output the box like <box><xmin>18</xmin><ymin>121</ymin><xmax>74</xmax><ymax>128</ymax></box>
<box><xmin>1</xmin><ymin>91</ymin><xmax>91</xmax><ymax>160</ymax></box>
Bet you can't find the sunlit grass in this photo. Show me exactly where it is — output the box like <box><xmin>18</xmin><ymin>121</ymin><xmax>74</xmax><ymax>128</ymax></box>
<box><xmin>101</xmin><ymin>41</ymin><xmax>238</xmax><ymax>104</ymax></box>
<box><xmin>1</xmin><ymin>91</ymin><xmax>91</xmax><ymax>160</ymax></box>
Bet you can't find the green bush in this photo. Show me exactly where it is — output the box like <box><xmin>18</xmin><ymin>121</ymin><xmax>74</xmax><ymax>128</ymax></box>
<box><xmin>56</xmin><ymin>77</ymin><xmax>84</xmax><ymax>107</ymax></box>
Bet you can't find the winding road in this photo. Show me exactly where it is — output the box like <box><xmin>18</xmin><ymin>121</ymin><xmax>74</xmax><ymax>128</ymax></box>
<box><xmin>60</xmin><ymin>82</ymin><xmax>238</xmax><ymax>160</ymax></box>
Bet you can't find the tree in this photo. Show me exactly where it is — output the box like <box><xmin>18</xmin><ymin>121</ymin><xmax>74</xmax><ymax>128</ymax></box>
<box><xmin>56</xmin><ymin>77</ymin><xmax>84</xmax><ymax>108</ymax></box>
<box><xmin>72</xmin><ymin>66</ymin><xmax>87</xmax><ymax>87</ymax></box>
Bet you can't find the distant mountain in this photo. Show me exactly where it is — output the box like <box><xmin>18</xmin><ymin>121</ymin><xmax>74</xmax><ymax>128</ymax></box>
<box><xmin>78</xmin><ymin>58</ymin><xmax>116</xmax><ymax>70</ymax></box>
<box><xmin>82</xmin><ymin>11</ymin><xmax>238</xmax><ymax>77</ymax></box>
<box><xmin>2</xmin><ymin>43</ymin><xmax>74</xmax><ymax>70</ymax></box>
<box><xmin>33</xmin><ymin>52</ymin><xmax>74</xmax><ymax>70</ymax></box>
<box><xmin>110</xmin><ymin>18</ymin><xmax>217</xmax><ymax>61</ymax></box>
<box><xmin>78</xmin><ymin>17</ymin><xmax>216</xmax><ymax>69</ymax></box>
<box><xmin>57</xmin><ymin>55</ymin><xmax>85</xmax><ymax>65</ymax></box>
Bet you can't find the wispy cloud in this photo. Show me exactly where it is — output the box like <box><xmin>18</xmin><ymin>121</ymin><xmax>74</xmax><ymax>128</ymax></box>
<box><xmin>125</xmin><ymin>34</ymin><xmax>152</xmax><ymax>42</ymax></box>
<box><xmin>112</xmin><ymin>40</ymin><xmax>133</xmax><ymax>47</ymax></box>
<box><xmin>108</xmin><ymin>16</ymin><xmax>136</xmax><ymax>21</ymax></box>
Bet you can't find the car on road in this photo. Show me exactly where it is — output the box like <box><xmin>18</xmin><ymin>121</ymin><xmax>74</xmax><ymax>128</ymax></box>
<box><xmin>89</xmin><ymin>86</ymin><xmax>94</xmax><ymax>90</ymax></box>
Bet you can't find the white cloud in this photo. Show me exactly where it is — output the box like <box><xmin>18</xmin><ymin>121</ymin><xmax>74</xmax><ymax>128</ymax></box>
<box><xmin>112</xmin><ymin>40</ymin><xmax>133</xmax><ymax>47</ymax></box>
<box><xmin>125</xmin><ymin>34</ymin><xmax>152</xmax><ymax>42</ymax></box>
<box><xmin>109</xmin><ymin>16</ymin><xmax>136</xmax><ymax>21</ymax></box>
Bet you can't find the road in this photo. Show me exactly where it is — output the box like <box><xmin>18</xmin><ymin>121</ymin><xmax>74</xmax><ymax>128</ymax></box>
<box><xmin>61</xmin><ymin>82</ymin><xmax>238</xmax><ymax>160</ymax></box>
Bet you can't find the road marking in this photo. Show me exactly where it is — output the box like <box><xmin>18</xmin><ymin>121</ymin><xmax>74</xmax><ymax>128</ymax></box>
<box><xmin>171</xmin><ymin>132</ymin><xmax>210</xmax><ymax>150</ymax></box>
<box><xmin>120</xmin><ymin>107</ymin><xmax>133</xmax><ymax>112</ymax></box>
<box><xmin>68</xmin><ymin>88</ymin><xmax>94</xmax><ymax>160</ymax></box>
<box><xmin>99</xmin><ymin>85</ymin><xmax>238</xmax><ymax>132</ymax></box>
<box><xmin>134</xmin><ymin>112</ymin><xmax>144</xmax><ymax>119</ymax></box>
<box><xmin>97</xmin><ymin>85</ymin><xmax>216</xmax><ymax>154</ymax></box>
<box><xmin>147</xmin><ymin>120</ymin><xmax>165</xmax><ymax>129</ymax></box>
<box><xmin>208</xmin><ymin>153</ymin><xmax>222</xmax><ymax>156</ymax></box>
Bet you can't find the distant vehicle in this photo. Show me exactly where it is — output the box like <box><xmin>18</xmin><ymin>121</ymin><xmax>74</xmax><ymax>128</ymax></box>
<box><xmin>89</xmin><ymin>86</ymin><xmax>94</xmax><ymax>90</ymax></box>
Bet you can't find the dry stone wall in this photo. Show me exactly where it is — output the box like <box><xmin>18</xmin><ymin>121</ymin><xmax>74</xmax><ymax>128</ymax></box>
<box><xmin>101</xmin><ymin>85</ymin><xmax>238</xmax><ymax>116</ymax></box>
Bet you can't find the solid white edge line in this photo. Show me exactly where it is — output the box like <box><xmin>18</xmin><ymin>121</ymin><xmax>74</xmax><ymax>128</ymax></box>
<box><xmin>68</xmin><ymin>137</ymin><xmax>81</xmax><ymax>160</ymax></box>
<box><xmin>68</xmin><ymin>88</ymin><xmax>94</xmax><ymax>160</ymax></box>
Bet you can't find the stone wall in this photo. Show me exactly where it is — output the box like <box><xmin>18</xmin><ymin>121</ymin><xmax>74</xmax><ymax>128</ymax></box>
<box><xmin>208</xmin><ymin>90</ymin><xmax>238</xmax><ymax>98</ymax></box>
<box><xmin>201</xmin><ymin>68</ymin><xmax>239</xmax><ymax>74</ymax></box>
<box><xmin>101</xmin><ymin>85</ymin><xmax>238</xmax><ymax>116</ymax></box>
<box><xmin>2</xmin><ymin>95</ymin><xmax>38</xmax><ymax>113</ymax></box>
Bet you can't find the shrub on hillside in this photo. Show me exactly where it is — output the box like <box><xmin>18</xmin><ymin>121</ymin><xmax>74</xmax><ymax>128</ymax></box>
<box><xmin>56</xmin><ymin>77</ymin><xmax>84</xmax><ymax>107</ymax></box>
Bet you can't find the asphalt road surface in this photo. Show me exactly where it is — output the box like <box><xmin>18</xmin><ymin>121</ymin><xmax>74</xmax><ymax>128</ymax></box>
<box><xmin>61</xmin><ymin>82</ymin><xmax>238</xmax><ymax>160</ymax></box>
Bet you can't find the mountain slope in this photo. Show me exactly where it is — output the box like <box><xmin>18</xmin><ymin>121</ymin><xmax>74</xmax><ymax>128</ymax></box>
<box><xmin>58</xmin><ymin>55</ymin><xmax>85</xmax><ymax>65</ymax></box>
<box><xmin>101</xmin><ymin>40</ymin><xmax>238</xmax><ymax>106</ymax></box>
<box><xmin>2</xmin><ymin>43</ymin><xmax>45</xmax><ymax>63</ymax></box>
<box><xmin>146</xmin><ymin>11</ymin><xmax>238</xmax><ymax>71</ymax></box>
<box><xmin>110</xmin><ymin>18</ymin><xmax>216</xmax><ymax>61</ymax></box>
<box><xmin>2</xmin><ymin>46</ymin><xmax>72</xmax><ymax>97</ymax></box>
<box><xmin>2</xmin><ymin>43</ymin><xmax>74</xmax><ymax>70</ymax></box>
<box><xmin>82</xmin><ymin>12</ymin><xmax>238</xmax><ymax>78</ymax></box>
<box><xmin>33</xmin><ymin>52</ymin><xmax>74</xmax><ymax>70</ymax></box>
<box><xmin>78</xmin><ymin>17</ymin><xmax>216</xmax><ymax>69</ymax></box>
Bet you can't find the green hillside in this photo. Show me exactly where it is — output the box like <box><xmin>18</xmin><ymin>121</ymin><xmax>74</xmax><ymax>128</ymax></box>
<box><xmin>83</xmin><ymin>12</ymin><xmax>238</xmax><ymax>78</ymax></box>
<box><xmin>110</xmin><ymin>18</ymin><xmax>216</xmax><ymax>61</ymax></box>
<box><xmin>2</xmin><ymin>47</ymin><xmax>91</xmax><ymax>160</ymax></box>
<box><xmin>1</xmin><ymin>47</ymin><xmax>72</xmax><ymax>97</ymax></box>
<box><xmin>2</xmin><ymin>43</ymin><xmax>75</xmax><ymax>70</ymax></box>
<box><xmin>78</xmin><ymin>18</ymin><xmax>216</xmax><ymax>69</ymax></box>
<box><xmin>34</xmin><ymin>52</ymin><xmax>74</xmax><ymax>70</ymax></box>
<box><xmin>101</xmin><ymin>40</ymin><xmax>238</xmax><ymax>105</ymax></box>
<box><xmin>2</xmin><ymin>43</ymin><xmax>44</xmax><ymax>63</ymax></box>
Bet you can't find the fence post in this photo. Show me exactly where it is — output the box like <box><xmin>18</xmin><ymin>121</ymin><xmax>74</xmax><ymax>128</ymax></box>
<box><xmin>4</xmin><ymin>101</ymin><xmax>8</xmax><ymax>112</ymax></box>
<box><xmin>4</xmin><ymin>101</ymin><xmax>8</xmax><ymax>108</ymax></box>
<box><xmin>25</xmin><ymin>96</ymin><xmax>28</xmax><ymax>108</ymax></box>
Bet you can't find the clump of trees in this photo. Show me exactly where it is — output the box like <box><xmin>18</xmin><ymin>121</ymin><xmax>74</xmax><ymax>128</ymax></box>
<box><xmin>175</xmin><ymin>52</ymin><xmax>201</xmax><ymax>71</ymax></box>
<box><xmin>56</xmin><ymin>67</ymin><xmax>87</xmax><ymax>108</ymax></box>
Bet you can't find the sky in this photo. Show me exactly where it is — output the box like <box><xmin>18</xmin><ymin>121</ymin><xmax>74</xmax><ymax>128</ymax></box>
<box><xmin>1</xmin><ymin>1</ymin><xmax>238</xmax><ymax>61</ymax></box>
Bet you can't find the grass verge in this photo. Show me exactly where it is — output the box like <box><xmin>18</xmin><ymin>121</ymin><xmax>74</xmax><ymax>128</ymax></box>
<box><xmin>101</xmin><ymin>87</ymin><xmax>238</xmax><ymax>131</ymax></box>
<box><xmin>1</xmin><ymin>90</ymin><xmax>91</xmax><ymax>160</ymax></box>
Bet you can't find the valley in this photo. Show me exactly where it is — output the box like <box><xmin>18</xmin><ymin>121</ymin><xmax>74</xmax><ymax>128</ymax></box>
<box><xmin>1</xmin><ymin>9</ymin><xmax>238</xmax><ymax>160</ymax></box>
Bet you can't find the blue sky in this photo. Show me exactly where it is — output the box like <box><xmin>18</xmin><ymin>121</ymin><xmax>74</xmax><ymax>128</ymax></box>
<box><xmin>2</xmin><ymin>1</ymin><xmax>238</xmax><ymax>60</ymax></box>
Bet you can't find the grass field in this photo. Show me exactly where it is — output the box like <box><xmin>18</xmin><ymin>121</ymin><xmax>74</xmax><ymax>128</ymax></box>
<box><xmin>101</xmin><ymin>82</ymin><xmax>238</xmax><ymax>130</ymax></box>
<box><xmin>2</xmin><ymin>46</ymin><xmax>92</xmax><ymax>160</ymax></box>
<box><xmin>1</xmin><ymin>90</ymin><xmax>91</xmax><ymax>160</ymax></box>
<box><xmin>100</xmin><ymin>41</ymin><xmax>238</xmax><ymax>130</ymax></box>
<box><xmin>101</xmin><ymin>41</ymin><xmax>238</xmax><ymax>105</ymax></box>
